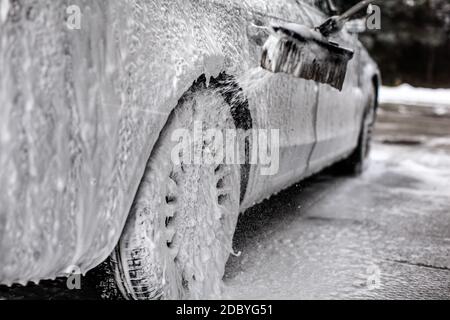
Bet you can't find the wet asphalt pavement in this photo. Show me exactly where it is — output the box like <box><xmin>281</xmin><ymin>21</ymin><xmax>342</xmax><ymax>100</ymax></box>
<box><xmin>224</xmin><ymin>103</ymin><xmax>450</xmax><ymax>299</ymax></box>
<box><xmin>1</xmin><ymin>103</ymin><xmax>449</xmax><ymax>300</ymax></box>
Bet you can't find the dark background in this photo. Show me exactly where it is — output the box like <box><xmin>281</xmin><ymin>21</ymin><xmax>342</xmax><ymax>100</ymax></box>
<box><xmin>335</xmin><ymin>0</ymin><xmax>450</xmax><ymax>88</ymax></box>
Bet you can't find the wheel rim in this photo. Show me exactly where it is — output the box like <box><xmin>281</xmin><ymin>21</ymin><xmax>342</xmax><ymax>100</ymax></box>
<box><xmin>114</xmin><ymin>90</ymin><xmax>240</xmax><ymax>300</ymax></box>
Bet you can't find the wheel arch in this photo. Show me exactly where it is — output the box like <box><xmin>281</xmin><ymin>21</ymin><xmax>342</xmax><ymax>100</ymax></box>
<box><xmin>156</xmin><ymin>73</ymin><xmax>253</xmax><ymax>204</ymax></box>
<box><xmin>89</xmin><ymin>72</ymin><xmax>253</xmax><ymax>297</ymax></box>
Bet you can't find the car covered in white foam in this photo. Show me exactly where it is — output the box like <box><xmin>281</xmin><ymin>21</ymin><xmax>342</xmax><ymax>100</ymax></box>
<box><xmin>0</xmin><ymin>0</ymin><xmax>379</xmax><ymax>299</ymax></box>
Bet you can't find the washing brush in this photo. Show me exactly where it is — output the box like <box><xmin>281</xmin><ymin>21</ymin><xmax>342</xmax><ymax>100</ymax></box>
<box><xmin>261</xmin><ymin>0</ymin><xmax>376</xmax><ymax>91</ymax></box>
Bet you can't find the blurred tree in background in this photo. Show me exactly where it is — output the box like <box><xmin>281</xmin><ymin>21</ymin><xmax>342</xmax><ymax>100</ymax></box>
<box><xmin>335</xmin><ymin>0</ymin><xmax>450</xmax><ymax>88</ymax></box>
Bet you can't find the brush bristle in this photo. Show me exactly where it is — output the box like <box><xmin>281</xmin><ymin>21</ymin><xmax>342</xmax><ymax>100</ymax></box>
<box><xmin>261</xmin><ymin>30</ymin><xmax>354</xmax><ymax>91</ymax></box>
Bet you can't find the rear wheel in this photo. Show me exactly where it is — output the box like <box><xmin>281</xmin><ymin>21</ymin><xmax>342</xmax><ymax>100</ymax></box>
<box><xmin>338</xmin><ymin>87</ymin><xmax>376</xmax><ymax>175</ymax></box>
<box><xmin>106</xmin><ymin>82</ymin><xmax>241</xmax><ymax>299</ymax></box>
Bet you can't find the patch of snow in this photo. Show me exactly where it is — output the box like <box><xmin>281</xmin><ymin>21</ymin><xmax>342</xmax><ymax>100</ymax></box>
<box><xmin>0</xmin><ymin>0</ymin><xmax>10</xmax><ymax>24</ymax></box>
<box><xmin>380</xmin><ymin>84</ymin><xmax>450</xmax><ymax>108</ymax></box>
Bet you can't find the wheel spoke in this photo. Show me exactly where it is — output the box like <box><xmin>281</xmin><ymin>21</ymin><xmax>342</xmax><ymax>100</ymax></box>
<box><xmin>167</xmin><ymin>246</ymin><xmax>179</xmax><ymax>260</ymax></box>
<box><xmin>217</xmin><ymin>187</ymin><xmax>232</xmax><ymax>197</ymax></box>
<box><xmin>165</xmin><ymin>226</ymin><xmax>176</xmax><ymax>244</ymax></box>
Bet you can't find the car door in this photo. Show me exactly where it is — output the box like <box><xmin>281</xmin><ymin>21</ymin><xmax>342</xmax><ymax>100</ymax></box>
<box><xmin>240</xmin><ymin>0</ymin><xmax>323</xmax><ymax>210</ymax></box>
<box><xmin>306</xmin><ymin>1</ymin><xmax>366</xmax><ymax>173</ymax></box>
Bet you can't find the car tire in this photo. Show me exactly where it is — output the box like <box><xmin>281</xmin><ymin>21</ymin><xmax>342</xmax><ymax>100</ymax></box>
<box><xmin>337</xmin><ymin>86</ymin><xmax>376</xmax><ymax>175</ymax></box>
<box><xmin>99</xmin><ymin>79</ymin><xmax>241</xmax><ymax>300</ymax></box>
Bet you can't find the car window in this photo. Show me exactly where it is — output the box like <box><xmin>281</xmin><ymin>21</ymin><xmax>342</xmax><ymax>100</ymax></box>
<box><xmin>298</xmin><ymin>0</ymin><xmax>332</xmax><ymax>15</ymax></box>
<box><xmin>294</xmin><ymin>0</ymin><xmax>329</xmax><ymax>17</ymax></box>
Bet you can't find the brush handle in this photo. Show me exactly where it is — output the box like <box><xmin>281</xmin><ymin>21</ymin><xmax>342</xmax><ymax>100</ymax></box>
<box><xmin>316</xmin><ymin>0</ymin><xmax>376</xmax><ymax>37</ymax></box>
<box><xmin>339</xmin><ymin>0</ymin><xmax>376</xmax><ymax>22</ymax></box>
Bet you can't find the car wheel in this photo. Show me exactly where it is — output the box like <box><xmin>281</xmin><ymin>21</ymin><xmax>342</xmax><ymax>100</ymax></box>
<box><xmin>103</xmin><ymin>81</ymin><xmax>241</xmax><ymax>300</ymax></box>
<box><xmin>338</xmin><ymin>86</ymin><xmax>376</xmax><ymax>175</ymax></box>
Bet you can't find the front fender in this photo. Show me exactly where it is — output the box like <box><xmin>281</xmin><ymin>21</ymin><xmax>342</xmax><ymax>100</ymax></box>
<box><xmin>0</xmin><ymin>0</ymin><xmax>251</xmax><ymax>285</ymax></box>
